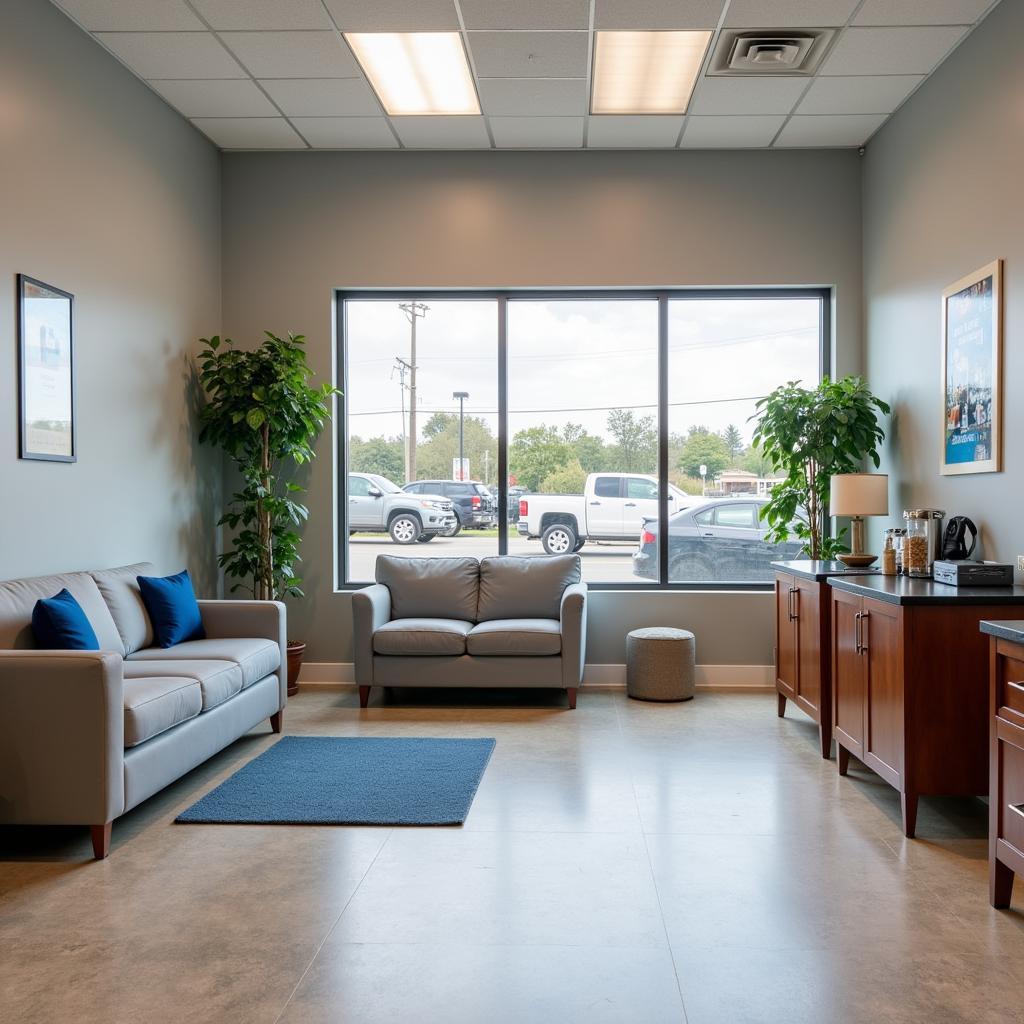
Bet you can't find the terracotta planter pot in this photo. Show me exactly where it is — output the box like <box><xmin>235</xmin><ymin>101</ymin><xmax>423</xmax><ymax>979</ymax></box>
<box><xmin>286</xmin><ymin>641</ymin><xmax>305</xmax><ymax>697</ymax></box>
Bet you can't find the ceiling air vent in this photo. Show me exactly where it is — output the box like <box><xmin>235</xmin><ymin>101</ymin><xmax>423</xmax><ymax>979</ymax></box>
<box><xmin>708</xmin><ymin>29</ymin><xmax>834</xmax><ymax>76</ymax></box>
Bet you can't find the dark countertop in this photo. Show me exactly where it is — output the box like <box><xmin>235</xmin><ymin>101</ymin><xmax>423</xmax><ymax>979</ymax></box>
<box><xmin>827</xmin><ymin>574</ymin><xmax>1024</xmax><ymax>606</ymax></box>
<box><xmin>772</xmin><ymin>560</ymin><xmax>881</xmax><ymax>582</ymax></box>
<box><xmin>981</xmin><ymin>621</ymin><xmax>1024</xmax><ymax>643</ymax></box>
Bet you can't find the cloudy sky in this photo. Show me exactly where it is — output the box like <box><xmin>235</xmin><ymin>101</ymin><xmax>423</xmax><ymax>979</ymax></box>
<box><xmin>344</xmin><ymin>296</ymin><xmax>819</xmax><ymax>449</ymax></box>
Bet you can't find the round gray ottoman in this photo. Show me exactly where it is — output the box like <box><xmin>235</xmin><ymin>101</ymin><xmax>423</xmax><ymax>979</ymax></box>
<box><xmin>626</xmin><ymin>627</ymin><xmax>696</xmax><ymax>702</ymax></box>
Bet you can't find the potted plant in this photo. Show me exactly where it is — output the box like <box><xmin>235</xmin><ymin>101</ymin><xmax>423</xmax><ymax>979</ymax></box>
<box><xmin>751</xmin><ymin>376</ymin><xmax>890</xmax><ymax>560</ymax></box>
<box><xmin>197</xmin><ymin>331</ymin><xmax>338</xmax><ymax>695</ymax></box>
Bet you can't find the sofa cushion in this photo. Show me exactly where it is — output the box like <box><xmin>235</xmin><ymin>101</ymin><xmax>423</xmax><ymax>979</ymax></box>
<box><xmin>127</xmin><ymin>637</ymin><xmax>280</xmax><ymax>688</ymax></box>
<box><xmin>123</xmin><ymin>676</ymin><xmax>202</xmax><ymax>747</ymax></box>
<box><xmin>373</xmin><ymin>618</ymin><xmax>473</xmax><ymax>656</ymax></box>
<box><xmin>467</xmin><ymin>618</ymin><xmax>562</xmax><ymax>657</ymax></box>
<box><xmin>477</xmin><ymin>555</ymin><xmax>581</xmax><ymax>622</ymax></box>
<box><xmin>375</xmin><ymin>556</ymin><xmax>480</xmax><ymax>622</ymax></box>
<box><xmin>0</xmin><ymin>571</ymin><xmax>123</xmax><ymax>653</ymax></box>
<box><xmin>90</xmin><ymin>562</ymin><xmax>156</xmax><ymax>655</ymax></box>
<box><xmin>137</xmin><ymin>570</ymin><xmax>205</xmax><ymax>648</ymax></box>
<box><xmin>124</xmin><ymin>659</ymin><xmax>244</xmax><ymax>711</ymax></box>
<box><xmin>31</xmin><ymin>589</ymin><xmax>100</xmax><ymax>650</ymax></box>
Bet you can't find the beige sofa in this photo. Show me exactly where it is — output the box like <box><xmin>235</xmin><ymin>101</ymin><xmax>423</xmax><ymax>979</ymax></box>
<box><xmin>352</xmin><ymin>554</ymin><xmax>587</xmax><ymax>709</ymax></box>
<box><xmin>0</xmin><ymin>563</ymin><xmax>286</xmax><ymax>859</ymax></box>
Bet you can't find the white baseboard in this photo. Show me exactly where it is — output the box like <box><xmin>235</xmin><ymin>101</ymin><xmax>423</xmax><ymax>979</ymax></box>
<box><xmin>298</xmin><ymin>661</ymin><xmax>773</xmax><ymax>691</ymax></box>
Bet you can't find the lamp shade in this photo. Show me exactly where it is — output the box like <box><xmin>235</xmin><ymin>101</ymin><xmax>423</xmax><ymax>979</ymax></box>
<box><xmin>830</xmin><ymin>473</ymin><xmax>888</xmax><ymax>516</ymax></box>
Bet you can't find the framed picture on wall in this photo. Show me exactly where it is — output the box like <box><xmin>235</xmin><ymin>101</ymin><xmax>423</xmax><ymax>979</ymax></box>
<box><xmin>941</xmin><ymin>259</ymin><xmax>1002</xmax><ymax>476</ymax></box>
<box><xmin>17</xmin><ymin>274</ymin><xmax>76</xmax><ymax>462</ymax></box>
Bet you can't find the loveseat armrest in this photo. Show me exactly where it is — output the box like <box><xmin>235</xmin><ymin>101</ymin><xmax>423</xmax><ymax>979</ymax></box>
<box><xmin>197</xmin><ymin>600</ymin><xmax>287</xmax><ymax>710</ymax></box>
<box><xmin>0</xmin><ymin>650</ymin><xmax>125</xmax><ymax>826</ymax></box>
<box><xmin>351</xmin><ymin>584</ymin><xmax>391</xmax><ymax>686</ymax></box>
<box><xmin>560</xmin><ymin>582</ymin><xmax>588</xmax><ymax>688</ymax></box>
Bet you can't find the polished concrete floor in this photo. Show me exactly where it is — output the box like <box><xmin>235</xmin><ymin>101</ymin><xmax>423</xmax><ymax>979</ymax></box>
<box><xmin>2</xmin><ymin>687</ymin><xmax>1024</xmax><ymax>1024</ymax></box>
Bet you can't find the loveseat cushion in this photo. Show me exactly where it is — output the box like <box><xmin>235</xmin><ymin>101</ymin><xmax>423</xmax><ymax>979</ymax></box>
<box><xmin>123</xmin><ymin>676</ymin><xmax>202</xmax><ymax>747</ymax></box>
<box><xmin>90</xmin><ymin>562</ymin><xmax>156</xmax><ymax>655</ymax></box>
<box><xmin>124</xmin><ymin>659</ymin><xmax>244</xmax><ymax>711</ymax></box>
<box><xmin>467</xmin><ymin>618</ymin><xmax>562</xmax><ymax>657</ymax></box>
<box><xmin>127</xmin><ymin>637</ymin><xmax>280</xmax><ymax>688</ymax></box>
<box><xmin>373</xmin><ymin>618</ymin><xmax>474</xmax><ymax>656</ymax></box>
<box><xmin>477</xmin><ymin>555</ymin><xmax>581</xmax><ymax>622</ymax></box>
<box><xmin>375</xmin><ymin>556</ymin><xmax>480</xmax><ymax>621</ymax></box>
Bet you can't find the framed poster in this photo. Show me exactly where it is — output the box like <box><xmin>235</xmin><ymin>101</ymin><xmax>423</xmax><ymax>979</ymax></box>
<box><xmin>17</xmin><ymin>274</ymin><xmax>76</xmax><ymax>462</ymax></box>
<box><xmin>941</xmin><ymin>259</ymin><xmax>1002</xmax><ymax>476</ymax></box>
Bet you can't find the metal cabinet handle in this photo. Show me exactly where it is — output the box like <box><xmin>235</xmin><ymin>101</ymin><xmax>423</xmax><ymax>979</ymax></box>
<box><xmin>854</xmin><ymin>611</ymin><xmax>862</xmax><ymax>653</ymax></box>
<box><xmin>860</xmin><ymin>611</ymin><xmax>870</xmax><ymax>654</ymax></box>
<box><xmin>788</xmin><ymin>587</ymin><xmax>798</xmax><ymax>621</ymax></box>
<box><xmin>1007</xmin><ymin>680</ymin><xmax>1024</xmax><ymax>695</ymax></box>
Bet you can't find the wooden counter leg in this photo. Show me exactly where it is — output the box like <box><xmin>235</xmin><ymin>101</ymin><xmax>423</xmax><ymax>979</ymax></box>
<box><xmin>359</xmin><ymin>686</ymin><xmax>370</xmax><ymax>708</ymax></box>
<box><xmin>901</xmin><ymin>791</ymin><xmax>919</xmax><ymax>839</ymax></box>
<box><xmin>838</xmin><ymin>745</ymin><xmax>850</xmax><ymax>776</ymax></box>
<box><xmin>819</xmin><ymin>724</ymin><xmax>831</xmax><ymax>760</ymax></box>
<box><xmin>991</xmin><ymin>858</ymin><xmax>1014</xmax><ymax>909</ymax></box>
<box><xmin>777</xmin><ymin>692</ymin><xmax>787</xmax><ymax>717</ymax></box>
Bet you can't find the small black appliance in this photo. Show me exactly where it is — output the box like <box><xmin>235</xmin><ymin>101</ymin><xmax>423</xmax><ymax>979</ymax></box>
<box><xmin>940</xmin><ymin>515</ymin><xmax>978</xmax><ymax>561</ymax></box>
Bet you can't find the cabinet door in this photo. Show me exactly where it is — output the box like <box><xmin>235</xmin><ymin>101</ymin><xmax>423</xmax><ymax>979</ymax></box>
<box><xmin>775</xmin><ymin>574</ymin><xmax>798</xmax><ymax>699</ymax></box>
<box><xmin>832</xmin><ymin>589</ymin><xmax>865</xmax><ymax>757</ymax></box>
<box><xmin>862</xmin><ymin>599</ymin><xmax>903</xmax><ymax>787</ymax></box>
<box><xmin>794</xmin><ymin>579</ymin><xmax>822</xmax><ymax>715</ymax></box>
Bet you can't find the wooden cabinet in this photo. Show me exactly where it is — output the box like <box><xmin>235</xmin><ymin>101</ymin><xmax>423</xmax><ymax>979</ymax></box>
<box><xmin>774</xmin><ymin>564</ymin><xmax>834</xmax><ymax>759</ymax></box>
<box><xmin>829</xmin><ymin>577</ymin><xmax>1024</xmax><ymax>838</ymax></box>
<box><xmin>986</xmin><ymin>625</ymin><xmax>1024</xmax><ymax>909</ymax></box>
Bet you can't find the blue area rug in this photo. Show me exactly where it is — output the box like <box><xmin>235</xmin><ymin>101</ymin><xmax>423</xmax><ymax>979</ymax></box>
<box><xmin>177</xmin><ymin>736</ymin><xmax>496</xmax><ymax>826</ymax></box>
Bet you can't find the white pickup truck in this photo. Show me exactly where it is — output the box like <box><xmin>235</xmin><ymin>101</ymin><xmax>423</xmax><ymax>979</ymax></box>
<box><xmin>516</xmin><ymin>473</ymin><xmax>699</xmax><ymax>554</ymax></box>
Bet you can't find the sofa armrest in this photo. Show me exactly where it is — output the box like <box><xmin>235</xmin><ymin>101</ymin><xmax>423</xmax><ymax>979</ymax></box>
<box><xmin>197</xmin><ymin>600</ymin><xmax>287</xmax><ymax>710</ymax></box>
<box><xmin>0</xmin><ymin>650</ymin><xmax>125</xmax><ymax>826</ymax></box>
<box><xmin>351</xmin><ymin>584</ymin><xmax>391</xmax><ymax>686</ymax></box>
<box><xmin>560</xmin><ymin>582</ymin><xmax>588</xmax><ymax>688</ymax></box>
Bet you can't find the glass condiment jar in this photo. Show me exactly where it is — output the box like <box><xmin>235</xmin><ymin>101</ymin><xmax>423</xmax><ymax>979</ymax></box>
<box><xmin>884</xmin><ymin>527</ymin><xmax>907</xmax><ymax>573</ymax></box>
<box><xmin>904</xmin><ymin>513</ymin><xmax>935</xmax><ymax>577</ymax></box>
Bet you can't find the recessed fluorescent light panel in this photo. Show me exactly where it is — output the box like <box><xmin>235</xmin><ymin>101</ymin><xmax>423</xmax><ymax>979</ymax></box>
<box><xmin>591</xmin><ymin>31</ymin><xmax>712</xmax><ymax>114</ymax></box>
<box><xmin>345</xmin><ymin>33</ymin><xmax>480</xmax><ymax>116</ymax></box>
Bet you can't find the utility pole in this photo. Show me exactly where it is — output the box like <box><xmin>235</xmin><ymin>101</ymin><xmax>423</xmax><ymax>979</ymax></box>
<box><xmin>453</xmin><ymin>391</ymin><xmax>469</xmax><ymax>480</ymax></box>
<box><xmin>483</xmin><ymin>449</ymin><xmax>490</xmax><ymax>486</ymax></box>
<box><xmin>398</xmin><ymin>302</ymin><xmax>428</xmax><ymax>482</ymax></box>
<box><xmin>390</xmin><ymin>358</ymin><xmax>410</xmax><ymax>474</ymax></box>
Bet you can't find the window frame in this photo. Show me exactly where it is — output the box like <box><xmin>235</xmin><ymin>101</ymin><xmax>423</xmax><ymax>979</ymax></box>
<box><xmin>335</xmin><ymin>287</ymin><xmax>831</xmax><ymax>592</ymax></box>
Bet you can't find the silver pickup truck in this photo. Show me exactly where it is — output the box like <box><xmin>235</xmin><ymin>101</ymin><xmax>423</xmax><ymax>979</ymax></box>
<box><xmin>348</xmin><ymin>472</ymin><xmax>456</xmax><ymax>544</ymax></box>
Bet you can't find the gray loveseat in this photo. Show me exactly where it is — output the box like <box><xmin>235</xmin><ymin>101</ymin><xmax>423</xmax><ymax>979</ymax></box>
<box><xmin>0</xmin><ymin>562</ymin><xmax>286</xmax><ymax>859</ymax></box>
<box><xmin>352</xmin><ymin>554</ymin><xmax>587</xmax><ymax>709</ymax></box>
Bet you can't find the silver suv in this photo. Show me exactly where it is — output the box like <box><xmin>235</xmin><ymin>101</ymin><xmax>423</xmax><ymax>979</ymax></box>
<box><xmin>348</xmin><ymin>473</ymin><xmax>455</xmax><ymax>544</ymax></box>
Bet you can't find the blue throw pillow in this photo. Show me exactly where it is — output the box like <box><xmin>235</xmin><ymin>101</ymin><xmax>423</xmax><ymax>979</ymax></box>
<box><xmin>32</xmin><ymin>589</ymin><xmax>100</xmax><ymax>650</ymax></box>
<box><xmin>137</xmin><ymin>570</ymin><xmax>205</xmax><ymax>649</ymax></box>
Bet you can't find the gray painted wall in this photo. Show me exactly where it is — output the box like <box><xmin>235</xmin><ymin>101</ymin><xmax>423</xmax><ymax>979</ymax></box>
<box><xmin>0</xmin><ymin>0</ymin><xmax>222</xmax><ymax>590</ymax></box>
<box><xmin>863</xmin><ymin>0</ymin><xmax>1022</xmax><ymax>569</ymax></box>
<box><xmin>222</xmin><ymin>149</ymin><xmax>863</xmax><ymax>665</ymax></box>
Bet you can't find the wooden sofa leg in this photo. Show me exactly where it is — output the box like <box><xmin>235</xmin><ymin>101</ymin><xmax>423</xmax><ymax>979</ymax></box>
<box><xmin>567</xmin><ymin>688</ymin><xmax>577</xmax><ymax>710</ymax></box>
<box><xmin>359</xmin><ymin>685</ymin><xmax>371</xmax><ymax>708</ymax></box>
<box><xmin>91</xmin><ymin>822</ymin><xmax>112</xmax><ymax>860</ymax></box>
<box><xmin>270</xmin><ymin>709</ymin><xmax>283</xmax><ymax>734</ymax></box>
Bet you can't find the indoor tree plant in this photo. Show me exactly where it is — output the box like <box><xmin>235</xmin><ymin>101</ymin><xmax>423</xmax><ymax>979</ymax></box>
<box><xmin>751</xmin><ymin>376</ymin><xmax>890</xmax><ymax>560</ymax></box>
<box><xmin>197</xmin><ymin>331</ymin><xmax>338</xmax><ymax>694</ymax></box>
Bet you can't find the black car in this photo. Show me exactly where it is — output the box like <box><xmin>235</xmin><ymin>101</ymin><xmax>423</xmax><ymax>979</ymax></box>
<box><xmin>632</xmin><ymin>497</ymin><xmax>802</xmax><ymax>582</ymax></box>
<box><xmin>403</xmin><ymin>480</ymin><xmax>497</xmax><ymax>536</ymax></box>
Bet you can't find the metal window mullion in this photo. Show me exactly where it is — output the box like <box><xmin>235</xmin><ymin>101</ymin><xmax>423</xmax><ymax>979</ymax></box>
<box><xmin>658</xmin><ymin>293</ymin><xmax>670</xmax><ymax>587</ymax></box>
<box><xmin>497</xmin><ymin>295</ymin><xmax>509</xmax><ymax>556</ymax></box>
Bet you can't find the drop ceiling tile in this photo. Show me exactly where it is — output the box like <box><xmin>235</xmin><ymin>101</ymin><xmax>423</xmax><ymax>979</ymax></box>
<box><xmin>796</xmin><ymin>74</ymin><xmax>924</xmax><ymax>114</ymax></box>
<box><xmin>148</xmin><ymin>79</ymin><xmax>278</xmax><ymax>117</ymax></box>
<box><xmin>96</xmin><ymin>32</ymin><xmax>245</xmax><ymax>79</ymax></box>
<box><xmin>322</xmin><ymin>0</ymin><xmax>459</xmax><ymax>31</ymax></box>
<box><xmin>189</xmin><ymin>0</ymin><xmax>332</xmax><ymax>30</ymax></box>
<box><xmin>774</xmin><ymin>112</ymin><xmax>888</xmax><ymax>147</ymax></box>
<box><xmin>259</xmin><ymin>78</ymin><xmax>380</xmax><ymax>116</ymax></box>
<box><xmin>220</xmin><ymin>31</ymin><xmax>362</xmax><ymax>78</ymax></box>
<box><xmin>595</xmin><ymin>0</ymin><xmax>725</xmax><ymax>30</ymax></box>
<box><xmin>478</xmin><ymin>78</ymin><xmax>588</xmax><ymax>116</ymax></box>
<box><xmin>291</xmin><ymin>117</ymin><xmax>398</xmax><ymax>148</ymax></box>
<box><xmin>392</xmin><ymin>116</ymin><xmax>491</xmax><ymax>149</ymax></box>
<box><xmin>680</xmin><ymin>114</ymin><xmax>786</xmax><ymax>147</ymax></box>
<box><xmin>53</xmin><ymin>0</ymin><xmax>204</xmax><ymax>31</ymax></box>
<box><xmin>586</xmin><ymin>115</ymin><xmax>684</xmax><ymax>148</ymax></box>
<box><xmin>690</xmin><ymin>77</ymin><xmax>809</xmax><ymax>115</ymax></box>
<box><xmin>469</xmin><ymin>32</ymin><xmax>589</xmax><ymax>78</ymax></box>
<box><xmin>490</xmin><ymin>116</ymin><xmax>585</xmax><ymax>147</ymax></box>
<box><xmin>853</xmin><ymin>0</ymin><xmax>993</xmax><ymax>26</ymax></box>
<box><xmin>724</xmin><ymin>0</ymin><xmax>860</xmax><ymax>27</ymax></box>
<box><xmin>460</xmin><ymin>0</ymin><xmax>590</xmax><ymax>30</ymax></box>
<box><xmin>191</xmin><ymin>117</ymin><xmax>307</xmax><ymax>148</ymax></box>
<box><xmin>821</xmin><ymin>26</ymin><xmax>968</xmax><ymax>75</ymax></box>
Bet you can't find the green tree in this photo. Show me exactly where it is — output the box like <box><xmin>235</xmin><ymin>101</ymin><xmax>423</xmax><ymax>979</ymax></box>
<box><xmin>723</xmin><ymin>424</ymin><xmax>744</xmax><ymax>461</ymax></box>
<box><xmin>562</xmin><ymin>422</ymin><xmax>607</xmax><ymax>473</ymax></box>
<box><xmin>349</xmin><ymin>435</ymin><xmax>404</xmax><ymax>482</ymax></box>
<box><xmin>606</xmin><ymin>409</ymin><xmax>657</xmax><ymax>472</ymax></box>
<box><xmin>540</xmin><ymin>459</ymin><xmax>587</xmax><ymax>494</ymax></box>
<box><xmin>416</xmin><ymin>413</ymin><xmax>498</xmax><ymax>484</ymax></box>
<box><xmin>737</xmin><ymin>443</ymin><xmax>773</xmax><ymax>477</ymax></box>
<box><xmin>509</xmin><ymin>425</ymin><xmax>573</xmax><ymax>491</ymax></box>
<box><xmin>678</xmin><ymin>430</ymin><xmax>731</xmax><ymax>480</ymax></box>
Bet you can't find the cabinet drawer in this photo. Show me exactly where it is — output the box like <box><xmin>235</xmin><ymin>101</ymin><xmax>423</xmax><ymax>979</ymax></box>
<box><xmin>997</xmin><ymin>729</ymin><xmax>1024</xmax><ymax>854</ymax></box>
<box><xmin>998</xmin><ymin>653</ymin><xmax>1024</xmax><ymax>723</ymax></box>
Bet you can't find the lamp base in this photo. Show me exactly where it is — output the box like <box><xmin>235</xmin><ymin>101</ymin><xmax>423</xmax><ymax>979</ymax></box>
<box><xmin>837</xmin><ymin>553</ymin><xmax>878</xmax><ymax>568</ymax></box>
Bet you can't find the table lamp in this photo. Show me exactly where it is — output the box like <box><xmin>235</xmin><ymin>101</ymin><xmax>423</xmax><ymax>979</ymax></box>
<box><xmin>830</xmin><ymin>473</ymin><xmax>889</xmax><ymax>567</ymax></box>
